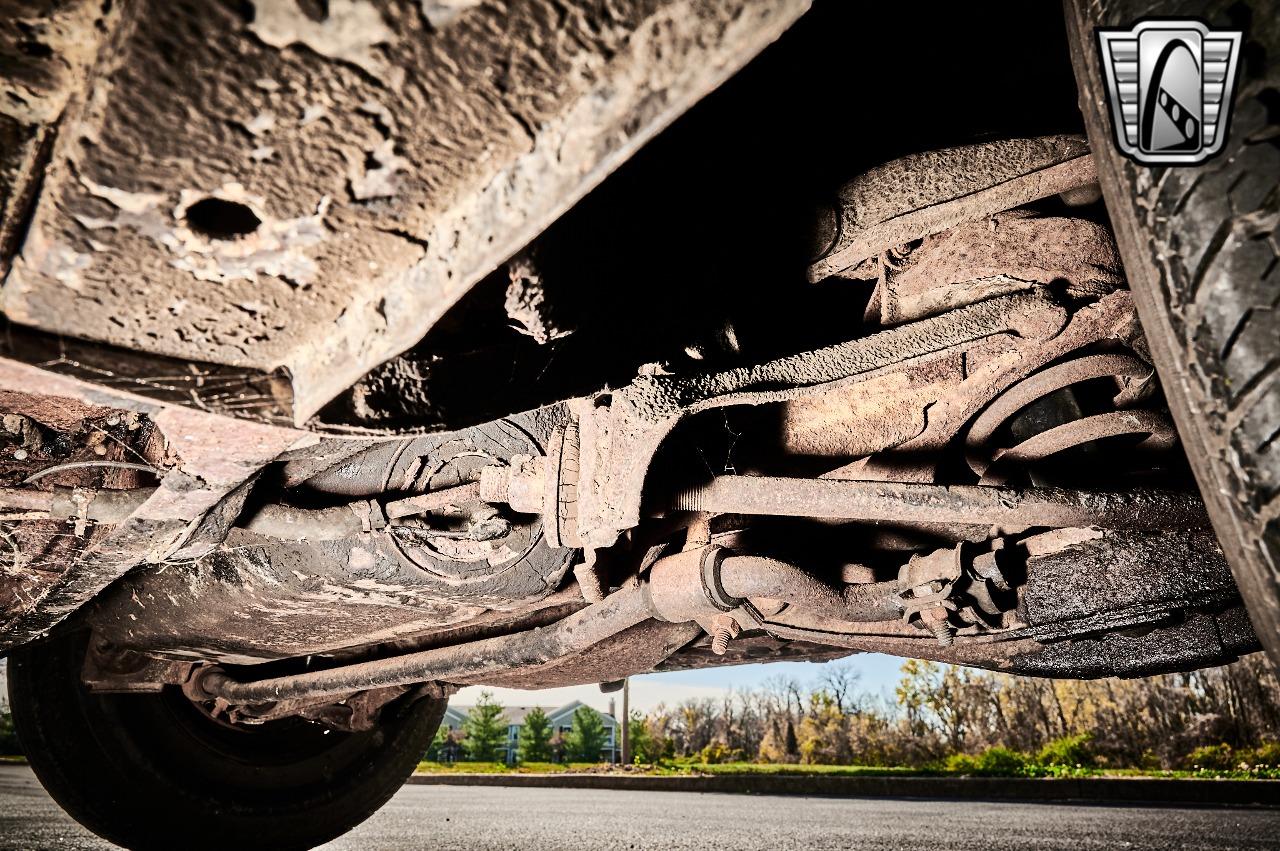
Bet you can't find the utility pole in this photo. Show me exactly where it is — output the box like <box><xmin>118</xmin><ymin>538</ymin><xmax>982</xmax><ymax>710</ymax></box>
<box><xmin>621</xmin><ymin>676</ymin><xmax>631</xmax><ymax>765</ymax></box>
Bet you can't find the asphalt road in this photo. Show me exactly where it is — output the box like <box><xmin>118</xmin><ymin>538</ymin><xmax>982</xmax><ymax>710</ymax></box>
<box><xmin>2</xmin><ymin>764</ymin><xmax>1278</xmax><ymax>850</ymax></box>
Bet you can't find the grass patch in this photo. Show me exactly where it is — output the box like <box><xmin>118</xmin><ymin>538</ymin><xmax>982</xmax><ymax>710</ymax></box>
<box><xmin>413</xmin><ymin>759</ymin><xmax>1280</xmax><ymax>780</ymax></box>
<box><xmin>652</xmin><ymin>762</ymin><xmax>933</xmax><ymax>778</ymax></box>
<box><xmin>417</xmin><ymin>761</ymin><xmax>596</xmax><ymax>774</ymax></box>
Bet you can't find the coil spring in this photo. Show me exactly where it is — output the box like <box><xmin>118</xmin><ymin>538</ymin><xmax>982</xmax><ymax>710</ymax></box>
<box><xmin>964</xmin><ymin>352</ymin><xmax>1178</xmax><ymax>486</ymax></box>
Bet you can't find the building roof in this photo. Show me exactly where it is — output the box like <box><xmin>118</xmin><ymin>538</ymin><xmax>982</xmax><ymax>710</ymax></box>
<box><xmin>502</xmin><ymin>705</ymin><xmax>555</xmax><ymax>726</ymax></box>
<box><xmin>444</xmin><ymin>700</ymin><xmax>615</xmax><ymax>726</ymax></box>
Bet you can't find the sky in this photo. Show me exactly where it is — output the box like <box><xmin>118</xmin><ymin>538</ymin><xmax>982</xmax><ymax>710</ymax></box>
<box><xmin>453</xmin><ymin>652</ymin><xmax>908</xmax><ymax>717</ymax></box>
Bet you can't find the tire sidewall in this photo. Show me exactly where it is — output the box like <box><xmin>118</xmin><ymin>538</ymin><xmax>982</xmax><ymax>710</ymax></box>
<box><xmin>8</xmin><ymin>629</ymin><xmax>444</xmax><ymax>850</ymax></box>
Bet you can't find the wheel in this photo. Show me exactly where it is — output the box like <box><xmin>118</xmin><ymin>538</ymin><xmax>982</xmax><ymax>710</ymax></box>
<box><xmin>1064</xmin><ymin>0</ymin><xmax>1280</xmax><ymax>666</ymax></box>
<box><xmin>7</xmin><ymin>628</ymin><xmax>445</xmax><ymax>850</ymax></box>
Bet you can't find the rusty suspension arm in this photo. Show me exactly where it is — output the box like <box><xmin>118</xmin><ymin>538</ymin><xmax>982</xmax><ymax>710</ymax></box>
<box><xmin>670</xmin><ymin>476</ymin><xmax>1211</xmax><ymax>530</ymax></box>
<box><xmin>193</xmin><ymin>582</ymin><xmax>660</xmax><ymax>704</ymax></box>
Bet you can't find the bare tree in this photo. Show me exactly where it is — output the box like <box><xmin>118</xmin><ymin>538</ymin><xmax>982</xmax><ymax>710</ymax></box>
<box><xmin>817</xmin><ymin>662</ymin><xmax>862</xmax><ymax>714</ymax></box>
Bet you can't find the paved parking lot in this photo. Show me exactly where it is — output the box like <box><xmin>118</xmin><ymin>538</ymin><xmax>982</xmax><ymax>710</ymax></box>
<box><xmin>2</xmin><ymin>764</ymin><xmax>1278</xmax><ymax>850</ymax></box>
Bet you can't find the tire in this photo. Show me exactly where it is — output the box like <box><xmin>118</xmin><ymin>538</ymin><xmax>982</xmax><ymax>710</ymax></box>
<box><xmin>1064</xmin><ymin>0</ymin><xmax>1280</xmax><ymax>666</ymax></box>
<box><xmin>7</xmin><ymin>629</ymin><xmax>445</xmax><ymax>850</ymax></box>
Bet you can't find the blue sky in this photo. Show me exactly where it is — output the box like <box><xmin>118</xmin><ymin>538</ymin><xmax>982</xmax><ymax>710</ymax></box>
<box><xmin>641</xmin><ymin>652</ymin><xmax>904</xmax><ymax>696</ymax></box>
<box><xmin>454</xmin><ymin>652</ymin><xmax>908</xmax><ymax>716</ymax></box>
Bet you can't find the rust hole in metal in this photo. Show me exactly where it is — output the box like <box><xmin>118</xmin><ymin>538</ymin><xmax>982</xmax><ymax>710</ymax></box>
<box><xmin>184</xmin><ymin>198</ymin><xmax>261</xmax><ymax>240</ymax></box>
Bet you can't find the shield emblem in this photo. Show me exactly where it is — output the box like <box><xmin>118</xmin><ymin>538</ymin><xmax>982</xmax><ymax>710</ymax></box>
<box><xmin>1096</xmin><ymin>20</ymin><xmax>1242</xmax><ymax>165</ymax></box>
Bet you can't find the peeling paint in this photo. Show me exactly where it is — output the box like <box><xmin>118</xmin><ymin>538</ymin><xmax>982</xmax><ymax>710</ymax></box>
<box><xmin>420</xmin><ymin>0</ymin><xmax>483</xmax><ymax>29</ymax></box>
<box><xmin>348</xmin><ymin>547</ymin><xmax>376</xmax><ymax>571</ymax></box>
<box><xmin>249</xmin><ymin>0</ymin><xmax>394</xmax><ymax>79</ymax></box>
<box><xmin>242</xmin><ymin>110</ymin><xmax>277</xmax><ymax>136</ymax></box>
<box><xmin>349</xmin><ymin>138</ymin><xmax>406</xmax><ymax>200</ymax></box>
<box><xmin>300</xmin><ymin>104</ymin><xmax>328</xmax><ymax>126</ymax></box>
<box><xmin>36</xmin><ymin>243</ymin><xmax>92</xmax><ymax>291</ymax></box>
<box><xmin>79</xmin><ymin>177</ymin><xmax>166</xmax><ymax>216</ymax></box>
<box><xmin>73</xmin><ymin>177</ymin><xmax>331</xmax><ymax>286</ymax></box>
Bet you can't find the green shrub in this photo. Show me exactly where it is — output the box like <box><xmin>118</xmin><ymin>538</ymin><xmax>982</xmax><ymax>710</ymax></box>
<box><xmin>1183</xmin><ymin>743</ymin><xmax>1235</xmax><ymax>771</ymax></box>
<box><xmin>698</xmin><ymin>742</ymin><xmax>744</xmax><ymax>765</ymax></box>
<box><xmin>944</xmin><ymin>753</ymin><xmax>980</xmax><ymax>774</ymax></box>
<box><xmin>976</xmin><ymin>747</ymin><xmax>1031</xmax><ymax>775</ymax></box>
<box><xmin>944</xmin><ymin>748</ymin><xmax>1033</xmax><ymax>776</ymax></box>
<box><xmin>1037</xmin><ymin>734</ymin><xmax>1093</xmax><ymax>768</ymax></box>
<box><xmin>1241</xmin><ymin>740</ymin><xmax>1280</xmax><ymax>768</ymax></box>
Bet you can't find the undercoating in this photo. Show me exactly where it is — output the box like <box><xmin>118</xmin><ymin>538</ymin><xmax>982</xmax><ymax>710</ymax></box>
<box><xmin>0</xmin><ymin>0</ymin><xmax>812</xmax><ymax>423</ymax></box>
<box><xmin>806</xmin><ymin>135</ymin><xmax>1095</xmax><ymax>282</ymax></box>
<box><xmin>1020</xmin><ymin>527</ymin><xmax>1240</xmax><ymax>628</ymax></box>
<box><xmin>1005</xmin><ymin>608</ymin><xmax>1258</xmax><ymax>679</ymax></box>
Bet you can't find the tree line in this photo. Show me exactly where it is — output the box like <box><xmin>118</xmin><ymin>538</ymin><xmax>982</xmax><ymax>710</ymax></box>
<box><xmin>626</xmin><ymin>654</ymin><xmax>1280</xmax><ymax>771</ymax></box>
<box><xmin>420</xmin><ymin>655</ymin><xmax>1277</xmax><ymax>771</ymax></box>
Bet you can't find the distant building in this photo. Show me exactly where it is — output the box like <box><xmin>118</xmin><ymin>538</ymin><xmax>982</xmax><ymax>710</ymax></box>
<box><xmin>440</xmin><ymin>700</ymin><xmax>618</xmax><ymax>765</ymax></box>
<box><xmin>0</xmin><ymin>659</ymin><xmax>7</xmax><ymax>712</ymax></box>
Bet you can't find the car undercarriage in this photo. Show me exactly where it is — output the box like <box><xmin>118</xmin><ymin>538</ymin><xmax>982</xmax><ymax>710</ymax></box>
<box><xmin>1</xmin><ymin>0</ymin><xmax>1276</xmax><ymax>848</ymax></box>
<box><xmin>0</xmin><ymin>129</ymin><xmax>1256</xmax><ymax>728</ymax></box>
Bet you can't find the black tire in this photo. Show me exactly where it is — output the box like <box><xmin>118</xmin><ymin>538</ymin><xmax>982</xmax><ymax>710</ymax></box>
<box><xmin>7</xmin><ymin>629</ymin><xmax>445</xmax><ymax>850</ymax></box>
<box><xmin>1064</xmin><ymin>0</ymin><xmax>1280</xmax><ymax>665</ymax></box>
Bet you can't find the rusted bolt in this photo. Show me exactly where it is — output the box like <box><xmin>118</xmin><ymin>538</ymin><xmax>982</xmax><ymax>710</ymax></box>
<box><xmin>710</xmin><ymin>614</ymin><xmax>740</xmax><ymax>656</ymax></box>
<box><xmin>921</xmin><ymin>606</ymin><xmax>955</xmax><ymax>647</ymax></box>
